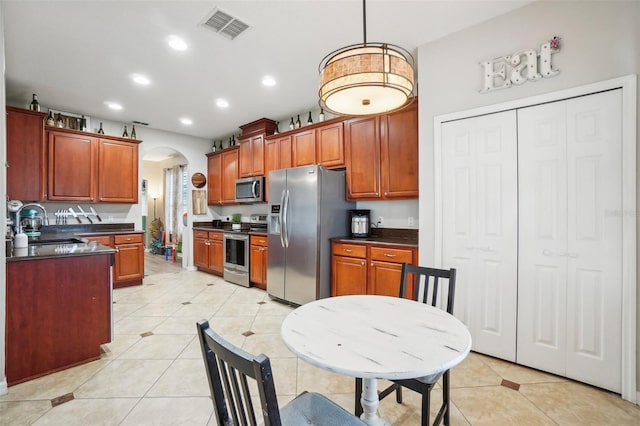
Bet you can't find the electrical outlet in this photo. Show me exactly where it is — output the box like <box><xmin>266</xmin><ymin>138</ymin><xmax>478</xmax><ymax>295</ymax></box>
<box><xmin>408</xmin><ymin>216</ymin><xmax>414</xmax><ymax>226</ymax></box>
<box><xmin>377</xmin><ymin>216</ymin><xmax>383</xmax><ymax>226</ymax></box>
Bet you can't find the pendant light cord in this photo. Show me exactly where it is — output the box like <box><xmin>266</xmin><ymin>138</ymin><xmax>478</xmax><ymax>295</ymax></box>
<box><xmin>362</xmin><ymin>0</ymin><xmax>367</xmax><ymax>45</ymax></box>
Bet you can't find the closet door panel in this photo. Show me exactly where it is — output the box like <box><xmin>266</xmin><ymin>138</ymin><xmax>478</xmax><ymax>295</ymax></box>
<box><xmin>517</xmin><ymin>101</ymin><xmax>568</xmax><ymax>373</ymax></box>
<box><xmin>443</xmin><ymin>110</ymin><xmax>518</xmax><ymax>361</ymax></box>
<box><xmin>565</xmin><ymin>90</ymin><xmax>622</xmax><ymax>392</ymax></box>
<box><xmin>444</xmin><ymin>121</ymin><xmax>476</xmax><ymax>332</ymax></box>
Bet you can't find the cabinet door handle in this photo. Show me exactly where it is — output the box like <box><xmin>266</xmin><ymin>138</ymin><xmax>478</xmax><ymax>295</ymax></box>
<box><xmin>361</xmin><ymin>261</ymin><xmax>365</xmax><ymax>265</ymax></box>
<box><xmin>344</xmin><ymin>249</ymin><xmax>353</xmax><ymax>253</ymax></box>
<box><xmin>383</xmin><ymin>253</ymin><xmax>396</xmax><ymax>257</ymax></box>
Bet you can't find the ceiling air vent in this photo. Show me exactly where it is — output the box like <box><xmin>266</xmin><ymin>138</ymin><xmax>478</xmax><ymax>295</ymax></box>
<box><xmin>201</xmin><ymin>8</ymin><xmax>249</xmax><ymax>40</ymax></box>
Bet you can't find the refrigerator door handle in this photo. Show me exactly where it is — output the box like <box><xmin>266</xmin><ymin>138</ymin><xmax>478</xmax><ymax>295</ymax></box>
<box><xmin>279</xmin><ymin>189</ymin><xmax>286</xmax><ymax>248</ymax></box>
<box><xmin>283</xmin><ymin>189</ymin><xmax>290</xmax><ymax>248</ymax></box>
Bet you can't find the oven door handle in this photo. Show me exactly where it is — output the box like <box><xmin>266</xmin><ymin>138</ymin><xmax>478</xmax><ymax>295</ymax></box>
<box><xmin>282</xmin><ymin>189</ymin><xmax>290</xmax><ymax>248</ymax></box>
<box><xmin>224</xmin><ymin>233</ymin><xmax>248</xmax><ymax>241</ymax></box>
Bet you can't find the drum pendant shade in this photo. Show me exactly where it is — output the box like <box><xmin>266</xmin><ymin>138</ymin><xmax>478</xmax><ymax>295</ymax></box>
<box><xmin>318</xmin><ymin>1</ymin><xmax>415</xmax><ymax>116</ymax></box>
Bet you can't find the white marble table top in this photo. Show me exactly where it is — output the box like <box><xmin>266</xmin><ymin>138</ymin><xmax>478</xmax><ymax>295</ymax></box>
<box><xmin>281</xmin><ymin>295</ymin><xmax>472</xmax><ymax>380</ymax></box>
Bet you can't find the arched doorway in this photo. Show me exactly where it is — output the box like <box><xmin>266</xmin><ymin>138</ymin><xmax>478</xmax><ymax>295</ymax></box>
<box><xmin>142</xmin><ymin>147</ymin><xmax>189</xmax><ymax>270</ymax></box>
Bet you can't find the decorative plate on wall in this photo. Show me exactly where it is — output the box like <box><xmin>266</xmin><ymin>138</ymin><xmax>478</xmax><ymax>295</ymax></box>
<box><xmin>191</xmin><ymin>172</ymin><xmax>206</xmax><ymax>188</ymax></box>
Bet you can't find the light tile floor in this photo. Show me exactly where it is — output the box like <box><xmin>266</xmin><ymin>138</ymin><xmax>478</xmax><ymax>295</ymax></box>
<box><xmin>2</xmin><ymin>268</ymin><xmax>640</xmax><ymax>425</ymax></box>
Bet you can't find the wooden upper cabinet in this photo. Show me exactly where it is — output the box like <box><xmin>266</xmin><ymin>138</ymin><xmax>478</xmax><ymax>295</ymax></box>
<box><xmin>98</xmin><ymin>139</ymin><xmax>138</xmax><ymax>203</ymax></box>
<box><xmin>207</xmin><ymin>146</ymin><xmax>240</xmax><ymax>205</ymax></box>
<box><xmin>292</xmin><ymin>129</ymin><xmax>316</xmax><ymax>167</ymax></box>
<box><xmin>221</xmin><ymin>147</ymin><xmax>239</xmax><ymax>204</ymax></box>
<box><xmin>207</xmin><ymin>152</ymin><xmax>222</xmax><ymax>205</ymax></box>
<box><xmin>48</xmin><ymin>130</ymin><xmax>97</xmax><ymax>202</ymax></box>
<box><xmin>238</xmin><ymin>135</ymin><xmax>265</xmax><ymax>177</ymax></box>
<box><xmin>6</xmin><ymin>107</ymin><xmax>47</xmax><ymax>201</ymax></box>
<box><xmin>381</xmin><ymin>102</ymin><xmax>418</xmax><ymax>198</ymax></box>
<box><xmin>344</xmin><ymin>116</ymin><xmax>381</xmax><ymax>199</ymax></box>
<box><xmin>265</xmin><ymin>135</ymin><xmax>292</xmax><ymax>202</ymax></box>
<box><xmin>46</xmin><ymin>126</ymin><xmax>140</xmax><ymax>203</ymax></box>
<box><xmin>315</xmin><ymin>121</ymin><xmax>345</xmax><ymax>168</ymax></box>
<box><xmin>265</xmin><ymin>135</ymin><xmax>292</xmax><ymax>172</ymax></box>
<box><xmin>344</xmin><ymin>101</ymin><xmax>418</xmax><ymax>201</ymax></box>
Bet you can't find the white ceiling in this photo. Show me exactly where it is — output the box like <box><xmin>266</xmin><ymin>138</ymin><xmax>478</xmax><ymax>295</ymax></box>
<box><xmin>3</xmin><ymin>1</ymin><xmax>531</xmax><ymax>142</ymax></box>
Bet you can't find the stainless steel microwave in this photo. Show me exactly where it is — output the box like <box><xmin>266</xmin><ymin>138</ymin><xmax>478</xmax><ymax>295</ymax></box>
<box><xmin>235</xmin><ymin>176</ymin><xmax>264</xmax><ymax>203</ymax></box>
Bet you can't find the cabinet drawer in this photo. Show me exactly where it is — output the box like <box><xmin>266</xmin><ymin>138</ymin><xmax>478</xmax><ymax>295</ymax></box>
<box><xmin>370</xmin><ymin>246</ymin><xmax>413</xmax><ymax>263</ymax></box>
<box><xmin>194</xmin><ymin>230</ymin><xmax>209</xmax><ymax>239</ymax></box>
<box><xmin>209</xmin><ymin>231</ymin><xmax>223</xmax><ymax>241</ymax></box>
<box><xmin>250</xmin><ymin>235</ymin><xmax>268</xmax><ymax>246</ymax></box>
<box><xmin>114</xmin><ymin>234</ymin><xmax>143</xmax><ymax>245</ymax></box>
<box><xmin>333</xmin><ymin>243</ymin><xmax>366</xmax><ymax>258</ymax></box>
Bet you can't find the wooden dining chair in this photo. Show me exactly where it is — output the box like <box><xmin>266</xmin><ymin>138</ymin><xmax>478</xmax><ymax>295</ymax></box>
<box><xmin>354</xmin><ymin>263</ymin><xmax>457</xmax><ymax>426</ymax></box>
<box><xmin>197</xmin><ymin>319</ymin><xmax>367</xmax><ymax>426</ymax></box>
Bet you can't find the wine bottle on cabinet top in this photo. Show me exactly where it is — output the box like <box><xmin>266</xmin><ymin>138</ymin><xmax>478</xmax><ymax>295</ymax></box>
<box><xmin>295</xmin><ymin>114</ymin><xmax>301</xmax><ymax>129</ymax></box>
<box><xmin>274</xmin><ymin>121</ymin><xmax>279</xmax><ymax>135</ymax></box>
<box><xmin>55</xmin><ymin>113</ymin><xmax>64</xmax><ymax>128</ymax></box>
<box><xmin>307</xmin><ymin>111</ymin><xmax>313</xmax><ymax>125</ymax></box>
<box><xmin>289</xmin><ymin>117</ymin><xmax>294</xmax><ymax>130</ymax></box>
<box><xmin>131</xmin><ymin>125</ymin><xmax>137</xmax><ymax>139</ymax></box>
<box><xmin>80</xmin><ymin>115</ymin><xmax>87</xmax><ymax>131</ymax></box>
<box><xmin>319</xmin><ymin>108</ymin><xmax>325</xmax><ymax>122</ymax></box>
<box><xmin>29</xmin><ymin>94</ymin><xmax>40</xmax><ymax>112</ymax></box>
<box><xmin>46</xmin><ymin>111</ymin><xmax>54</xmax><ymax>126</ymax></box>
<box><xmin>97</xmin><ymin>122</ymin><xmax>105</xmax><ymax>134</ymax></box>
<box><xmin>122</xmin><ymin>125</ymin><xmax>129</xmax><ymax>138</ymax></box>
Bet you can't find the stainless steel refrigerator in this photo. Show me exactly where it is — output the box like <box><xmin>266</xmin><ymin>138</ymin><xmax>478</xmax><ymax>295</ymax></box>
<box><xmin>268</xmin><ymin>165</ymin><xmax>354</xmax><ymax>305</ymax></box>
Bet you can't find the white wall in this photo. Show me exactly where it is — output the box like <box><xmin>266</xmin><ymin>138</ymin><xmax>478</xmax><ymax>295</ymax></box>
<box><xmin>0</xmin><ymin>2</ymin><xmax>8</xmax><ymax>396</ymax></box>
<box><xmin>416</xmin><ymin>0</ymin><xmax>639</xmax><ymax>390</ymax></box>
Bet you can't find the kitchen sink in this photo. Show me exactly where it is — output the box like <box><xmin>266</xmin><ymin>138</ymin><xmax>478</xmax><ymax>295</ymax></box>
<box><xmin>28</xmin><ymin>237</ymin><xmax>86</xmax><ymax>245</ymax></box>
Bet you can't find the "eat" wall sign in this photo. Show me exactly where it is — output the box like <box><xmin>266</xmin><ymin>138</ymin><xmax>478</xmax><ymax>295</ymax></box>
<box><xmin>480</xmin><ymin>37</ymin><xmax>561</xmax><ymax>93</ymax></box>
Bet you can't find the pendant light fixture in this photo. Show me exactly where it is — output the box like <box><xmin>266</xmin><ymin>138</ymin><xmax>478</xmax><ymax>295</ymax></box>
<box><xmin>318</xmin><ymin>0</ymin><xmax>415</xmax><ymax>116</ymax></box>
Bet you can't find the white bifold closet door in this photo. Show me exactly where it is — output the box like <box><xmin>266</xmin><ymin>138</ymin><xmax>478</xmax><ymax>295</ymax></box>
<box><xmin>517</xmin><ymin>89</ymin><xmax>622</xmax><ymax>392</ymax></box>
<box><xmin>442</xmin><ymin>110</ymin><xmax>518</xmax><ymax>361</ymax></box>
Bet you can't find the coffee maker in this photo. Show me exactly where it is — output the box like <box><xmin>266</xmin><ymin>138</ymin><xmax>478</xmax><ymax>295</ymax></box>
<box><xmin>349</xmin><ymin>209</ymin><xmax>370</xmax><ymax>238</ymax></box>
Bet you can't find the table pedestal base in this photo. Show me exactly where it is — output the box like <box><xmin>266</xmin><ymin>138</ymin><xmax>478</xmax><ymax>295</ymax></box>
<box><xmin>360</xmin><ymin>378</ymin><xmax>390</xmax><ymax>426</ymax></box>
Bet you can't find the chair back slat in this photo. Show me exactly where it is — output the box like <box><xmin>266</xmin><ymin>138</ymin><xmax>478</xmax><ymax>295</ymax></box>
<box><xmin>399</xmin><ymin>263</ymin><xmax>456</xmax><ymax>314</ymax></box>
<box><xmin>197</xmin><ymin>320</ymin><xmax>282</xmax><ymax>426</ymax></box>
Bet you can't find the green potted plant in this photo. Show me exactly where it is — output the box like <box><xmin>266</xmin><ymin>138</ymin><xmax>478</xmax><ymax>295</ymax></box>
<box><xmin>231</xmin><ymin>213</ymin><xmax>242</xmax><ymax>230</ymax></box>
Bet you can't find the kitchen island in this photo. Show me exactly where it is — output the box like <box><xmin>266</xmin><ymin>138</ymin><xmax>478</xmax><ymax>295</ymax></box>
<box><xmin>5</xmin><ymin>239</ymin><xmax>116</xmax><ymax>385</ymax></box>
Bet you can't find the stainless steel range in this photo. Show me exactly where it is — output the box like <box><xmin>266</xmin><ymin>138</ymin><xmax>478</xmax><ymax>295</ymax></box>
<box><xmin>223</xmin><ymin>231</ymin><xmax>250</xmax><ymax>287</ymax></box>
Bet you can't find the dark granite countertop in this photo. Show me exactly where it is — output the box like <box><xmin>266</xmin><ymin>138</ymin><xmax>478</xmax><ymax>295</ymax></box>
<box><xmin>331</xmin><ymin>228</ymin><xmax>418</xmax><ymax>248</ymax></box>
<box><xmin>7</xmin><ymin>240</ymin><xmax>116</xmax><ymax>262</ymax></box>
<box><xmin>6</xmin><ymin>224</ymin><xmax>136</xmax><ymax>261</ymax></box>
<box><xmin>331</xmin><ymin>236</ymin><xmax>418</xmax><ymax>248</ymax></box>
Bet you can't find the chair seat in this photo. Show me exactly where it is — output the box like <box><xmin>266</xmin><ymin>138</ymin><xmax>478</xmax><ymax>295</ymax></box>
<box><xmin>281</xmin><ymin>391</ymin><xmax>367</xmax><ymax>426</ymax></box>
<box><xmin>411</xmin><ymin>371</ymin><xmax>442</xmax><ymax>385</ymax></box>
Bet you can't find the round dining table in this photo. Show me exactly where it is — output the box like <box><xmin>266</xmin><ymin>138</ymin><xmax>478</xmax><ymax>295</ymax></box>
<box><xmin>280</xmin><ymin>295</ymin><xmax>472</xmax><ymax>426</ymax></box>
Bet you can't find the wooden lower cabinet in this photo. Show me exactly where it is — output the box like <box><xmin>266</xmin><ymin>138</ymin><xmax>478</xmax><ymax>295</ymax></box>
<box><xmin>6</xmin><ymin>254</ymin><xmax>112</xmax><ymax>385</ymax></box>
<box><xmin>193</xmin><ymin>230</ymin><xmax>223</xmax><ymax>275</ymax></box>
<box><xmin>331</xmin><ymin>241</ymin><xmax>416</xmax><ymax>296</ymax></box>
<box><xmin>85</xmin><ymin>233</ymin><xmax>144</xmax><ymax>288</ymax></box>
<box><xmin>114</xmin><ymin>234</ymin><xmax>144</xmax><ymax>287</ymax></box>
<box><xmin>332</xmin><ymin>254</ymin><xmax>367</xmax><ymax>295</ymax></box>
<box><xmin>250</xmin><ymin>234</ymin><xmax>268</xmax><ymax>290</ymax></box>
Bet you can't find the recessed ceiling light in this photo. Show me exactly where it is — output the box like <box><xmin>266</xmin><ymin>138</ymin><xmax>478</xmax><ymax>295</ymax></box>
<box><xmin>131</xmin><ymin>73</ymin><xmax>151</xmax><ymax>85</ymax></box>
<box><xmin>262</xmin><ymin>76</ymin><xmax>276</xmax><ymax>87</ymax></box>
<box><xmin>104</xmin><ymin>101</ymin><xmax>123</xmax><ymax>110</ymax></box>
<box><xmin>167</xmin><ymin>35</ymin><xmax>188</xmax><ymax>51</ymax></box>
<box><xmin>180</xmin><ymin>117</ymin><xmax>193</xmax><ymax>125</ymax></box>
<box><xmin>216</xmin><ymin>98</ymin><xmax>229</xmax><ymax>108</ymax></box>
